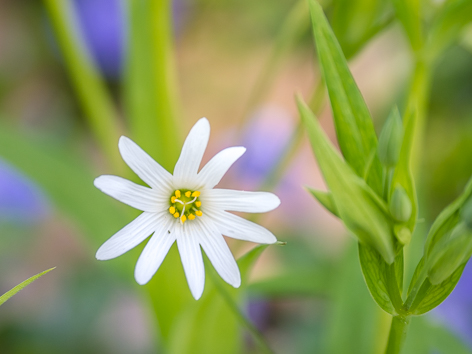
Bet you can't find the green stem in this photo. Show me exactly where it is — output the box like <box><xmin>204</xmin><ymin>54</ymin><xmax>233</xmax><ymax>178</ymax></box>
<box><xmin>207</xmin><ymin>268</ymin><xmax>275</xmax><ymax>354</ymax></box>
<box><xmin>43</xmin><ymin>0</ymin><xmax>123</xmax><ymax>173</ymax></box>
<box><xmin>385</xmin><ymin>315</ymin><xmax>411</xmax><ymax>354</ymax></box>
<box><xmin>386</xmin><ymin>261</ymin><xmax>404</xmax><ymax>315</ymax></box>
<box><xmin>125</xmin><ymin>0</ymin><xmax>180</xmax><ymax>170</ymax></box>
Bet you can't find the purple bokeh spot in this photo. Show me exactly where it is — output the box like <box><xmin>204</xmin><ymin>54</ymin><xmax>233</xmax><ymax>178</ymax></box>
<box><xmin>71</xmin><ymin>0</ymin><xmax>190</xmax><ymax>79</ymax></box>
<box><xmin>434</xmin><ymin>260</ymin><xmax>472</xmax><ymax>348</ymax></box>
<box><xmin>72</xmin><ymin>0</ymin><xmax>127</xmax><ymax>79</ymax></box>
<box><xmin>0</xmin><ymin>160</ymin><xmax>49</xmax><ymax>225</ymax></box>
<box><xmin>236</xmin><ymin>106</ymin><xmax>294</xmax><ymax>189</ymax></box>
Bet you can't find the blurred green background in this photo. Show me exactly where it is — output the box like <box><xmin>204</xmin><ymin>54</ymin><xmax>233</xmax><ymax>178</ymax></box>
<box><xmin>0</xmin><ymin>0</ymin><xmax>472</xmax><ymax>353</ymax></box>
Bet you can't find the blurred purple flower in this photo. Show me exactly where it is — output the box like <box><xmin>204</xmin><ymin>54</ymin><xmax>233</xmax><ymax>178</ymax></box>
<box><xmin>236</xmin><ymin>106</ymin><xmax>294</xmax><ymax>189</ymax></box>
<box><xmin>434</xmin><ymin>261</ymin><xmax>472</xmax><ymax>347</ymax></box>
<box><xmin>0</xmin><ymin>160</ymin><xmax>49</xmax><ymax>225</ymax></box>
<box><xmin>71</xmin><ymin>0</ymin><xmax>189</xmax><ymax>79</ymax></box>
<box><xmin>72</xmin><ymin>0</ymin><xmax>127</xmax><ymax>79</ymax></box>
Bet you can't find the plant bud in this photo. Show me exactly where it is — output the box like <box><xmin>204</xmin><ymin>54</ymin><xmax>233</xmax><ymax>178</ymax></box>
<box><xmin>460</xmin><ymin>197</ymin><xmax>472</xmax><ymax>229</ymax></box>
<box><xmin>428</xmin><ymin>223</ymin><xmax>472</xmax><ymax>284</ymax></box>
<box><xmin>389</xmin><ymin>186</ymin><xmax>412</xmax><ymax>223</ymax></box>
<box><xmin>378</xmin><ymin>107</ymin><xmax>403</xmax><ymax>167</ymax></box>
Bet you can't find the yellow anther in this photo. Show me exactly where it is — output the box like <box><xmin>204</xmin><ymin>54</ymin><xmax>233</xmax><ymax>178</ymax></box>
<box><xmin>171</xmin><ymin>196</ymin><xmax>176</xmax><ymax>203</ymax></box>
<box><xmin>195</xmin><ymin>201</ymin><xmax>202</xmax><ymax>208</ymax></box>
<box><xmin>169</xmin><ymin>206</ymin><xmax>176</xmax><ymax>214</ymax></box>
<box><xmin>195</xmin><ymin>210</ymin><xmax>203</xmax><ymax>217</ymax></box>
<box><xmin>188</xmin><ymin>213</ymin><xmax>195</xmax><ymax>220</ymax></box>
<box><xmin>173</xmin><ymin>212</ymin><xmax>180</xmax><ymax>218</ymax></box>
<box><xmin>181</xmin><ymin>215</ymin><xmax>187</xmax><ymax>223</ymax></box>
<box><xmin>175</xmin><ymin>190</ymin><xmax>181</xmax><ymax>198</ymax></box>
<box><xmin>192</xmin><ymin>191</ymin><xmax>200</xmax><ymax>197</ymax></box>
<box><xmin>185</xmin><ymin>191</ymin><xmax>191</xmax><ymax>198</ymax></box>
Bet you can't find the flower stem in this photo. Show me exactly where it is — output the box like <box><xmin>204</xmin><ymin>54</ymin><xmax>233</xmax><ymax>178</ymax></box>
<box><xmin>384</xmin><ymin>315</ymin><xmax>411</xmax><ymax>354</ymax></box>
<box><xmin>207</xmin><ymin>268</ymin><xmax>275</xmax><ymax>354</ymax></box>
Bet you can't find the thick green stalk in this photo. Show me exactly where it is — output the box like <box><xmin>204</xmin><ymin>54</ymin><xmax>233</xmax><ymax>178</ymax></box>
<box><xmin>125</xmin><ymin>0</ymin><xmax>180</xmax><ymax>170</ymax></box>
<box><xmin>125</xmin><ymin>0</ymin><xmax>189</xmax><ymax>347</ymax></box>
<box><xmin>385</xmin><ymin>315</ymin><xmax>411</xmax><ymax>354</ymax></box>
<box><xmin>43</xmin><ymin>0</ymin><xmax>123</xmax><ymax>172</ymax></box>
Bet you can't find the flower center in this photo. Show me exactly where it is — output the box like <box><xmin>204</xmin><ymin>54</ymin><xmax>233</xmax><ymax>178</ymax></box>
<box><xmin>168</xmin><ymin>189</ymin><xmax>203</xmax><ymax>224</ymax></box>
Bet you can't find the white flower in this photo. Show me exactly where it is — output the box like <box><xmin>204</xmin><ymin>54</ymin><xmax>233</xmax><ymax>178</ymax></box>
<box><xmin>94</xmin><ymin>118</ymin><xmax>280</xmax><ymax>300</ymax></box>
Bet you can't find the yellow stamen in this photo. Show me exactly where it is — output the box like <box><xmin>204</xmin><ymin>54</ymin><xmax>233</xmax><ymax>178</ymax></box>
<box><xmin>171</xmin><ymin>196</ymin><xmax>176</xmax><ymax>203</ymax></box>
<box><xmin>188</xmin><ymin>213</ymin><xmax>195</xmax><ymax>220</ymax></box>
<box><xmin>195</xmin><ymin>210</ymin><xmax>203</xmax><ymax>217</ymax></box>
<box><xmin>192</xmin><ymin>191</ymin><xmax>200</xmax><ymax>197</ymax></box>
<box><xmin>195</xmin><ymin>201</ymin><xmax>202</xmax><ymax>208</ymax></box>
<box><xmin>173</xmin><ymin>212</ymin><xmax>180</xmax><ymax>218</ymax></box>
<box><xmin>175</xmin><ymin>190</ymin><xmax>181</xmax><ymax>198</ymax></box>
<box><xmin>185</xmin><ymin>191</ymin><xmax>191</xmax><ymax>198</ymax></box>
<box><xmin>169</xmin><ymin>206</ymin><xmax>176</xmax><ymax>214</ymax></box>
<box><xmin>181</xmin><ymin>215</ymin><xmax>187</xmax><ymax>223</ymax></box>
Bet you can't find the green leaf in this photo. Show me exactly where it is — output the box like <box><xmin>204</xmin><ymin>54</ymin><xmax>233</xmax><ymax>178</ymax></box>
<box><xmin>0</xmin><ymin>268</ymin><xmax>55</xmax><ymax>307</ymax></box>
<box><xmin>168</xmin><ymin>245</ymin><xmax>268</xmax><ymax>354</ymax></box>
<box><xmin>305</xmin><ymin>187</ymin><xmax>339</xmax><ymax>217</ymax></box>
<box><xmin>424</xmin><ymin>177</ymin><xmax>472</xmax><ymax>258</ymax></box>
<box><xmin>308</xmin><ymin>0</ymin><xmax>383</xmax><ymax>196</ymax></box>
<box><xmin>358</xmin><ymin>244</ymin><xmax>404</xmax><ymax>315</ymax></box>
<box><xmin>390</xmin><ymin>107</ymin><xmax>418</xmax><ymax>233</ymax></box>
<box><xmin>391</xmin><ymin>0</ymin><xmax>422</xmax><ymax>52</ymax></box>
<box><xmin>427</xmin><ymin>224</ymin><xmax>472</xmax><ymax>285</ymax></box>
<box><xmin>298</xmin><ymin>97</ymin><xmax>395</xmax><ymax>263</ymax></box>
<box><xmin>412</xmin><ymin>265</ymin><xmax>465</xmax><ymax>316</ymax></box>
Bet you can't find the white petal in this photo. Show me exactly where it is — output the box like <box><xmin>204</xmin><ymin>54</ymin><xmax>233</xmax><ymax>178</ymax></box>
<box><xmin>177</xmin><ymin>223</ymin><xmax>205</xmax><ymax>300</ymax></box>
<box><xmin>119</xmin><ymin>136</ymin><xmax>173</xmax><ymax>193</ymax></box>
<box><xmin>201</xmin><ymin>189</ymin><xmax>280</xmax><ymax>213</ymax></box>
<box><xmin>96</xmin><ymin>212</ymin><xmax>162</xmax><ymax>260</ymax></box>
<box><xmin>94</xmin><ymin>175</ymin><xmax>167</xmax><ymax>212</ymax></box>
<box><xmin>205</xmin><ymin>208</ymin><xmax>277</xmax><ymax>244</ymax></box>
<box><xmin>197</xmin><ymin>146</ymin><xmax>246</xmax><ymax>189</ymax></box>
<box><xmin>173</xmin><ymin>118</ymin><xmax>210</xmax><ymax>188</ymax></box>
<box><xmin>134</xmin><ymin>215</ymin><xmax>176</xmax><ymax>285</ymax></box>
<box><xmin>196</xmin><ymin>218</ymin><xmax>241</xmax><ymax>288</ymax></box>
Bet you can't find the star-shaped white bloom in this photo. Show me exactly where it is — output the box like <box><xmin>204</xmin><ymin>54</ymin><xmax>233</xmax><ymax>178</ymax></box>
<box><xmin>94</xmin><ymin>118</ymin><xmax>280</xmax><ymax>300</ymax></box>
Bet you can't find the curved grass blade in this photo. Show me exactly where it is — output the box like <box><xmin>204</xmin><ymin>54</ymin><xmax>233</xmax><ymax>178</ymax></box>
<box><xmin>0</xmin><ymin>268</ymin><xmax>55</xmax><ymax>307</ymax></box>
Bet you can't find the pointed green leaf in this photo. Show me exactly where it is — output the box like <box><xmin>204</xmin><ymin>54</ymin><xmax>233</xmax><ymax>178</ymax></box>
<box><xmin>358</xmin><ymin>244</ymin><xmax>404</xmax><ymax>315</ymax></box>
<box><xmin>308</xmin><ymin>0</ymin><xmax>383</xmax><ymax>196</ymax></box>
<box><xmin>424</xmin><ymin>177</ymin><xmax>472</xmax><ymax>258</ymax></box>
<box><xmin>412</xmin><ymin>264</ymin><xmax>465</xmax><ymax>315</ymax></box>
<box><xmin>306</xmin><ymin>187</ymin><xmax>339</xmax><ymax>217</ymax></box>
<box><xmin>0</xmin><ymin>268</ymin><xmax>55</xmax><ymax>307</ymax></box>
<box><xmin>298</xmin><ymin>97</ymin><xmax>395</xmax><ymax>263</ymax></box>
